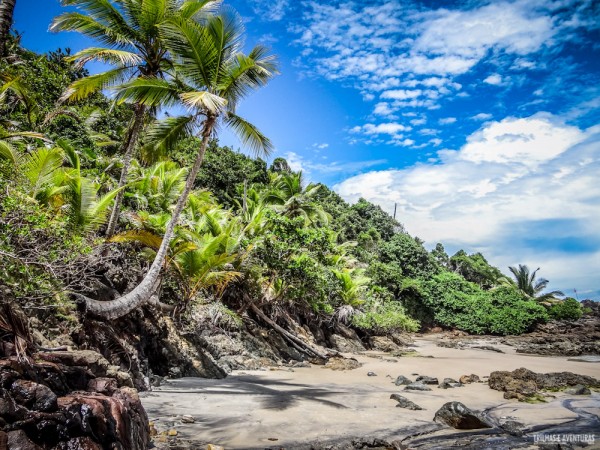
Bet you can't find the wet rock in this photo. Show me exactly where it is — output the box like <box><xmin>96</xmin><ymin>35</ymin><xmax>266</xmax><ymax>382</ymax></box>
<box><xmin>404</xmin><ymin>383</ymin><xmax>431</xmax><ymax>392</ymax></box>
<box><xmin>565</xmin><ymin>384</ymin><xmax>591</xmax><ymax>395</ymax></box>
<box><xmin>459</xmin><ymin>374</ymin><xmax>480</xmax><ymax>384</ymax></box>
<box><xmin>11</xmin><ymin>380</ymin><xmax>58</xmax><ymax>412</ymax></box>
<box><xmin>390</xmin><ymin>394</ymin><xmax>423</xmax><ymax>410</ymax></box>
<box><xmin>393</xmin><ymin>375</ymin><xmax>412</xmax><ymax>386</ymax></box>
<box><xmin>415</xmin><ymin>375</ymin><xmax>438</xmax><ymax>385</ymax></box>
<box><xmin>181</xmin><ymin>415</ymin><xmax>195</xmax><ymax>423</ymax></box>
<box><xmin>433</xmin><ymin>402</ymin><xmax>492</xmax><ymax>430</ymax></box>
<box><xmin>367</xmin><ymin>372</ymin><xmax>377</xmax><ymax>377</ymax></box>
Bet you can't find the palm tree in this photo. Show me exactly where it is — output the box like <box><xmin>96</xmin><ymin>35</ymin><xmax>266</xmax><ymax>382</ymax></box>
<box><xmin>77</xmin><ymin>12</ymin><xmax>277</xmax><ymax>319</ymax></box>
<box><xmin>508</xmin><ymin>264</ymin><xmax>564</xmax><ymax>304</ymax></box>
<box><xmin>266</xmin><ymin>172</ymin><xmax>330</xmax><ymax>225</ymax></box>
<box><xmin>0</xmin><ymin>0</ymin><xmax>16</xmax><ymax>57</ymax></box>
<box><xmin>51</xmin><ymin>0</ymin><xmax>220</xmax><ymax>236</ymax></box>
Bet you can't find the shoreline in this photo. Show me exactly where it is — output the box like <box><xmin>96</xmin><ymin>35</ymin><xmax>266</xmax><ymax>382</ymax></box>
<box><xmin>141</xmin><ymin>336</ymin><xmax>600</xmax><ymax>449</ymax></box>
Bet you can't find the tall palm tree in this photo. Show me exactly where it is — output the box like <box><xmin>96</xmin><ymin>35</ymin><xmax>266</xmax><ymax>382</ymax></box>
<box><xmin>51</xmin><ymin>0</ymin><xmax>220</xmax><ymax>236</ymax></box>
<box><xmin>0</xmin><ymin>0</ymin><xmax>16</xmax><ymax>57</ymax></box>
<box><xmin>78</xmin><ymin>12</ymin><xmax>277</xmax><ymax>319</ymax></box>
<box><xmin>508</xmin><ymin>264</ymin><xmax>564</xmax><ymax>304</ymax></box>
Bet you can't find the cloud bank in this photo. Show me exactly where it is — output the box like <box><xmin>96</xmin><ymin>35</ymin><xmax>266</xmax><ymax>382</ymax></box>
<box><xmin>335</xmin><ymin>114</ymin><xmax>600</xmax><ymax>298</ymax></box>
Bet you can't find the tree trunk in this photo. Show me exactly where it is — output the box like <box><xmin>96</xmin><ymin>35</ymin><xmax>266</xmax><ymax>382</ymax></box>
<box><xmin>83</xmin><ymin>117</ymin><xmax>216</xmax><ymax>319</ymax></box>
<box><xmin>105</xmin><ymin>103</ymin><xmax>147</xmax><ymax>237</ymax></box>
<box><xmin>250</xmin><ymin>304</ymin><xmax>330</xmax><ymax>360</ymax></box>
<box><xmin>0</xmin><ymin>0</ymin><xmax>16</xmax><ymax>57</ymax></box>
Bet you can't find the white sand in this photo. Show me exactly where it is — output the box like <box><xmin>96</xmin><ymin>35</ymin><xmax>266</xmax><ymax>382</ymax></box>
<box><xmin>141</xmin><ymin>337</ymin><xmax>600</xmax><ymax>448</ymax></box>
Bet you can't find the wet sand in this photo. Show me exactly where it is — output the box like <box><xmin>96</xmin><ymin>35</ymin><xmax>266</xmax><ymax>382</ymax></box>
<box><xmin>141</xmin><ymin>337</ymin><xmax>600</xmax><ymax>449</ymax></box>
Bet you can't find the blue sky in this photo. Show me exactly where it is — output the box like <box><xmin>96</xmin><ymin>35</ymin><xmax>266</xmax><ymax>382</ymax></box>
<box><xmin>14</xmin><ymin>0</ymin><xmax>600</xmax><ymax>299</ymax></box>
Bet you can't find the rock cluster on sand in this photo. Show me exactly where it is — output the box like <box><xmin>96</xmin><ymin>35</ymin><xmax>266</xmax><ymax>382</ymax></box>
<box><xmin>0</xmin><ymin>351</ymin><xmax>149</xmax><ymax>449</ymax></box>
<box><xmin>433</xmin><ymin>402</ymin><xmax>492</xmax><ymax>430</ymax></box>
<box><xmin>488</xmin><ymin>367</ymin><xmax>600</xmax><ymax>400</ymax></box>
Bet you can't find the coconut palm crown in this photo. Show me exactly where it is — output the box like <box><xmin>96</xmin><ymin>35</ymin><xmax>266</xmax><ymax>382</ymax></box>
<box><xmin>508</xmin><ymin>264</ymin><xmax>564</xmax><ymax>304</ymax></box>
<box><xmin>51</xmin><ymin>0</ymin><xmax>222</xmax><ymax>236</ymax></box>
<box><xmin>79</xmin><ymin>10</ymin><xmax>278</xmax><ymax>319</ymax></box>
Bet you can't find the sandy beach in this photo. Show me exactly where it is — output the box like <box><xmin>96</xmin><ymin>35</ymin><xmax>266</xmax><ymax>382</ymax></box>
<box><xmin>141</xmin><ymin>336</ymin><xmax>600</xmax><ymax>449</ymax></box>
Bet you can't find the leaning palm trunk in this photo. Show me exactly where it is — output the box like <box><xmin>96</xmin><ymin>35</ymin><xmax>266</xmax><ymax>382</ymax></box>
<box><xmin>82</xmin><ymin>117</ymin><xmax>216</xmax><ymax>319</ymax></box>
<box><xmin>0</xmin><ymin>0</ymin><xmax>16</xmax><ymax>57</ymax></box>
<box><xmin>105</xmin><ymin>104</ymin><xmax>146</xmax><ymax>236</ymax></box>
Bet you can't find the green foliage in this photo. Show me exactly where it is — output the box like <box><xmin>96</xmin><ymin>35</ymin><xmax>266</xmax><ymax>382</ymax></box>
<box><xmin>549</xmin><ymin>298</ymin><xmax>583</xmax><ymax>321</ymax></box>
<box><xmin>169</xmin><ymin>138</ymin><xmax>269</xmax><ymax>206</ymax></box>
<box><xmin>379</xmin><ymin>233</ymin><xmax>439</xmax><ymax>279</ymax></box>
<box><xmin>351</xmin><ymin>294</ymin><xmax>420</xmax><ymax>333</ymax></box>
<box><xmin>449</xmin><ymin>250</ymin><xmax>504</xmax><ymax>289</ymax></box>
<box><xmin>421</xmin><ymin>272</ymin><xmax>548</xmax><ymax>335</ymax></box>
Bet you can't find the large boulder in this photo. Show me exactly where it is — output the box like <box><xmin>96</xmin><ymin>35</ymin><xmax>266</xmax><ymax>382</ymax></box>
<box><xmin>489</xmin><ymin>367</ymin><xmax>600</xmax><ymax>400</ymax></box>
<box><xmin>433</xmin><ymin>402</ymin><xmax>492</xmax><ymax>430</ymax></box>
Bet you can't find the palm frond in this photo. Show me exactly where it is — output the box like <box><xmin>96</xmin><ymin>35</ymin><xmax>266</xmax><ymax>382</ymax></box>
<box><xmin>224</xmin><ymin>112</ymin><xmax>272</xmax><ymax>156</ymax></box>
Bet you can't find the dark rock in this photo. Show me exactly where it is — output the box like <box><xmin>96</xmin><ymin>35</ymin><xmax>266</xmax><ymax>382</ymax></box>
<box><xmin>390</xmin><ymin>394</ymin><xmax>423</xmax><ymax>410</ymax></box>
<box><xmin>404</xmin><ymin>383</ymin><xmax>431</xmax><ymax>391</ymax></box>
<box><xmin>7</xmin><ymin>429</ymin><xmax>43</xmax><ymax>450</ymax></box>
<box><xmin>54</xmin><ymin>436</ymin><xmax>102</xmax><ymax>450</ymax></box>
<box><xmin>87</xmin><ymin>377</ymin><xmax>118</xmax><ymax>396</ymax></box>
<box><xmin>433</xmin><ymin>402</ymin><xmax>492</xmax><ymax>430</ymax></box>
<box><xmin>565</xmin><ymin>384</ymin><xmax>591</xmax><ymax>395</ymax></box>
<box><xmin>472</xmin><ymin>345</ymin><xmax>504</xmax><ymax>353</ymax></box>
<box><xmin>500</xmin><ymin>420</ymin><xmax>525</xmax><ymax>437</ymax></box>
<box><xmin>459</xmin><ymin>374</ymin><xmax>480</xmax><ymax>384</ymax></box>
<box><xmin>369</xmin><ymin>336</ymin><xmax>402</xmax><ymax>352</ymax></box>
<box><xmin>415</xmin><ymin>375</ymin><xmax>438</xmax><ymax>385</ymax></box>
<box><xmin>393</xmin><ymin>375</ymin><xmax>412</xmax><ymax>386</ymax></box>
<box><xmin>438</xmin><ymin>379</ymin><xmax>462</xmax><ymax>389</ymax></box>
<box><xmin>11</xmin><ymin>380</ymin><xmax>58</xmax><ymax>412</ymax></box>
<box><xmin>367</xmin><ymin>372</ymin><xmax>377</xmax><ymax>377</ymax></box>
<box><xmin>489</xmin><ymin>367</ymin><xmax>600</xmax><ymax>400</ymax></box>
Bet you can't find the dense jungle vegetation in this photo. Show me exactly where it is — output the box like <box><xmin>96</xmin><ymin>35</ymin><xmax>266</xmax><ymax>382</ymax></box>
<box><xmin>0</xmin><ymin>0</ymin><xmax>581</xmax><ymax>351</ymax></box>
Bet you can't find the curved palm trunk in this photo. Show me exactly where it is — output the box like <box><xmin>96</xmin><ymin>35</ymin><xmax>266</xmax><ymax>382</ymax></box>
<box><xmin>83</xmin><ymin>117</ymin><xmax>216</xmax><ymax>319</ymax></box>
<box><xmin>105</xmin><ymin>104</ymin><xmax>147</xmax><ymax>237</ymax></box>
<box><xmin>0</xmin><ymin>0</ymin><xmax>16</xmax><ymax>57</ymax></box>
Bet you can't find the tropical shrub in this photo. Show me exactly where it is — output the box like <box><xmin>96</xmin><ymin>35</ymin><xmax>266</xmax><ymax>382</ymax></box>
<box><xmin>549</xmin><ymin>297</ymin><xmax>583</xmax><ymax>321</ymax></box>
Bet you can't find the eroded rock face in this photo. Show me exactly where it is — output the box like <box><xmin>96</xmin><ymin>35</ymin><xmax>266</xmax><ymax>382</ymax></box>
<box><xmin>488</xmin><ymin>367</ymin><xmax>600</xmax><ymax>400</ymax></box>
<box><xmin>433</xmin><ymin>402</ymin><xmax>492</xmax><ymax>430</ymax></box>
<box><xmin>0</xmin><ymin>353</ymin><xmax>150</xmax><ymax>450</ymax></box>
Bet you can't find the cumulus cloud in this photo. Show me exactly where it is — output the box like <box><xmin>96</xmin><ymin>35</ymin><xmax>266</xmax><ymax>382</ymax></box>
<box><xmin>334</xmin><ymin>114</ymin><xmax>600</xmax><ymax>296</ymax></box>
<box><xmin>292</xmin><ymin>0</ymin><xmax>596</xmax><ymax>145</ymax></box>
<box><xmin>471</xmin><ymin>113</ymin><xmax>493</xmax><ymax>121</ymax></box>
<box><xmin>251</xmin><ymin>0</ymin><xmax>290</xmax><ymax>21</ymax></box>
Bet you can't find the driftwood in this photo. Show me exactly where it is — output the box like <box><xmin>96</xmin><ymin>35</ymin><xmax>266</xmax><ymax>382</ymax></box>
<box><xmin>250</xmin><ymin>304</ymin><xmax>330</xmax><ymax>360</ymax></box>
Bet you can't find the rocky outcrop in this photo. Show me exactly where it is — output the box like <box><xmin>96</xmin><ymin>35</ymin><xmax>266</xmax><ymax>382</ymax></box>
<box><xmin>503</xmin><ymin>315</ymin><xmax>600</xmax><ymax>356</ymax></box>
<box><xmin>488</xmin><ymin>367</ymin><xmax>600</xmax><ymax>400</ymax></box>
<box><xmin>433</xmin><ymin>402</ymin><xmax>492</xmax><ymax>430</ymax></box>
<box><xmin>0</xmin><ymin>353</ymin><xmax>150</xmax><ymax>449</ymax></box>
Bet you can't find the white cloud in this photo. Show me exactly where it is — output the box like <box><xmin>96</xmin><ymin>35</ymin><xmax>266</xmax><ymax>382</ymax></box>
<box><xmin>334</xmin><ymin>114</ymin><xmax>600</xmax><ymax>296</ymax></box>
<box><xmin>439</xmin><ymin>117</ymin><xmax>457</xmax><ymax>125</ymax></box>
<box><xmin>471</xmin><ymin>113</ymin><xmax>493</xmax><ymax>121</ymax></box>
<box><xmin>352</xmin><ymin>122</ymin><xmax>411</xmax><ymax>136</ymax></box>
<box><xmin>252</xmin><ymin>0</ymin><xmax>290</xmax><ymax>21</ymax></box>
<box><xmin>484</xmin><ymin>73</ymin><xmax>504</xmax><ymax>85</ymax></box>
<box><xmin>284</xmin><ymin>151</ymin><xmax>387</xmax><ymax>176</ymax></box>
<box><xmin>312</xmin><ymin>142</ymin><xmax>329</xmax><ymax>149</ymax></box>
